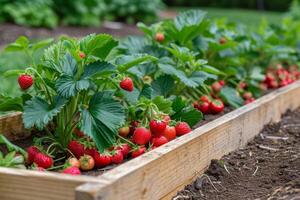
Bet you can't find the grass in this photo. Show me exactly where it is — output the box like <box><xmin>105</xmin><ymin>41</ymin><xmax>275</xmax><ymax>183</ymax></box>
<box><xmin>175</xmin><ymin>7</ymin><xmax>283</xmax><ymax>27</ymax></box>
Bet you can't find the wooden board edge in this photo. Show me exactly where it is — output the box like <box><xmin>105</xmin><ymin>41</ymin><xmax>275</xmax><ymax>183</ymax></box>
<box><xmin>75</xmin><ymin>80</ymin><xmax>300</xmax><ymax>200</ymax></box>
<box><xmin>0</xmin><ymin>112</ymin><xmax>30</xmax><ymax>141</ymax></box>
<box><xmin>0</xmin><ymin>167</ymin><xmax>106</xmax><ymax>200</ymax></box>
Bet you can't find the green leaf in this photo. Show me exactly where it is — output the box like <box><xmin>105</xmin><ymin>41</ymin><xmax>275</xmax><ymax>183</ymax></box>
<box><xmin>116</xmin><ymin>54</ymin><xmax>158</xmax><ymax>72</ymax></box>
<box><xmin>3</xmin><ymin>69</ymin><xmax>24</xmax><ymax>77</ymax></box>
<box><xmin>173</xmin><ymin>10</ymin><xmax>207</xmax><ymax>44</ymax></box>
<box><xmin>121</xmin><ymin>87</ymin><xmax>140</xmax><ymax>104</ymax></box>
<box><xmin>152</xmin><ymin>96</ymin><xmax>172</xmax><ymax>114</ymax></box>
<box><xmin>60</xmin><ymin>53</ymin><xmax>77</xmax><ymax>75</ymax></box>
<box><xmin>0</xmin><ymin>95</ymin><xmax>23</xmax><ymax>111</ymax></box>
<box><xmin>81</xmin><ymin>91</ymin><xmax>125</xmax><ymax>152</ymax></box>
<box><xmin>202</xmin><ymin>65</ymin><xmax>226</xmax><ymax>76</ymax></box>
<box><xmin>171</xmin><ymin>96</ymin><xmax>186</xmax><ymax>113</ymax></box>
<box><xmin>32</xmin><ymin>38</ymin><xmax>54</xmax><ymax>51</ymax></box>
<box><xmin>173</xmin><ymin>108</ymin><xmax>203</xmax><ymax>127</ymax></box>
<box><xmin>56</xmin><ymin>75</ymin><xmax>90</xmax><ymax>98</ymax></box>
<box><xmin>151</xmin><ymin>75</ymin><xmax>175</xmax><ymax>97</ymax></box>
<box><xmin>82</xmin><ymin>61</ymin><xmax>116</xmax><ymax>78</ymax></box>
<box><xmin>249</xmin><ymin>67</ymin><xmax>265</xmax><ymax>81</ymax></box>
<box><xmin>158</xmin><ymin>62</ymin><xmax>211</xmax><ymax>88</ymax></box>
<box><xmin>139</xmin><ymin>85</ymin><xmax>153</xmax><ymax>99</ymax></box>
<box><xmin>23</xmin><ymin>97</ymin><xmax>67</xmax><ymax>130</ymax></box>
<box><xmin>80</xmin><ymin>34</ymin><xmax>118</xmax><ymax>60</ymax></box>
<box><xmin>220</xmin><ymin>86</ymin><xmax>244</xmax><ymax>108</ymax></box>
<box><xmin>5</xmin><ymin>36</ymin><xmax>29</xmax><ymax>52</ymax></box>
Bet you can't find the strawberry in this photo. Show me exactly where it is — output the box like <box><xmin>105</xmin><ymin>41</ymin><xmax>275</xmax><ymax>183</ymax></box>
<box><xmin>129</xmin><ymin>120</ymin><xmax>140</xmax><ymax>134</ymax></box>
<box><xmin>131</xmin><ymin>146</ymin><xmax>146</xmax><ymax>158</ymax></box>
<box><xmin>268</xmin><ymin>80</ymin><xmax>278</xmax><ymax>89</ymax></box>
<box><xmin>68</xmin><ymin>140</ymin><xmax>85</xmax><ymax>159</ymax></box>
<box><xmin>63</xmin><ymin>166</ymin><xmax>81</xmax><ymax>175</ymax></box>
<box><xmin>193</xmin><ymin>101</ymin><xmax>200</xmax><ymax>110</ymax></box>
<box><xmin>200</xmin><ymin>95</ymin><xmax>211</xmax><ymax>103</ymax></box>
<box><xmin>116</xmin><ymin>143</ymin><xmax>131</xmax><ymax>157</ymax></box>
<box><xmin>242</xmin><ymin>92</ymin><xmax>253</xmax><ymax>100</ymax></box>
<box><xmin>238</xmin><ymin>82</ymin><xmax>247</xmax><ymax>89</ymax></box>
<box><xmin>211</xmin><ymin>81</ymin><xmax>222</xmax><ymax>93</ymax></box>
<box><xmin>162</xmin><ymin>115</ymin><xmax>171</xmax><ymax>125</ymax></box>
<box><xmin>94</xmin><ymin>151</ymin><xmax>111</xmax><ymax>168</ymax></box>
<box><xmin>120</xmin><ymin>77</ymin><xmax>134</xmax><ymax>92</ymax></box>
<box><xmin>18</xmin><ymin>74</ymin><xmax>33</xmax><ymax>90</ymax></box>
<box><xmin>279</xmin><ymin>80</ymin><xmax>289</xmax><ymax>87</ymax></box>
<box><xmin>111</xmin><ymin>150</ymin><xmax>124</xmax><ymax>164</ymax></box>
<box><xmin>132</xmin><ymin>127</ymin><xmax>152</xmax><ymax>145</ymax></box>
<box><xmin>33</xmin><ymin>153</ymin><xmax>53</xmax><ymax>169</ymax></box>
<box><xmin>162</xmin><ymin>126</ymin><xmax>176</xmax><ymax>141</ymax></box>
<box><xmin>210</xmin><ymin>99</ymin><xmax>224</xmax><ymax>114</ymax></box>
<box><xmin>151</xmin><ymin>135</ymin><xmax>168</xmax><ymax>147</ymax></box>
<box><xmin>175</xmin><ymin>122</ymin><xmax>191</xmax><ymax>136</ymax></box>
<box><xmin>219</xmin><ymin>37</ymin><xmax>227</xmax><ymax>44</ymax></box>
<box><xmin>218</xmin><ymin>80</ymin><xmax>225</xmax><ymax>86</ymax></box>
<box><xmin>79</xmin><ymin>51</ymin><xmax>85</xmax><ymax>59</ymax></box>
<box><xmin>27</xmin><ymin>146</ymin><xmax>40</xmax><ymax>164</ymax></box>
<box><xmin>74</xmin><ymin>128</ymin><xmax>84</xmax><ymax>137</ymax></box>
<box><xmin>79</xmin><ymin>155</ymin><xmax>95</xmax><ymax>171</ymax></box>
<box><xmin>149</xmin><ymin>120</ymin><xmax>167</xmax><ymax>136</ymax></box>
<box><xmin>155</xmin><ymin>32</ymin><xmax>165</xmax><ymax>42</ymax></box>
<box><xmin>118</xmin><ymin>126</ymin><xmax>130</xmax><ymax>137</ymax></box>
<box><xmin>199</xmin><ymin>101</ymin><xmax>210</xmax><ymax>114</ymax></box>
<box><xmin>67</xmin><ymin>157</ymin><xmax>80</xmax><ymax>168</ymax></box>
<box><xmin>84</xmin><ymin>148</ymin><xmax>96</xmax><ymax>157</ymax></box>
<box><xmin>244</xmin><ymin>97</ymin><xmax>255</xmax><ymax>105</ymax></box>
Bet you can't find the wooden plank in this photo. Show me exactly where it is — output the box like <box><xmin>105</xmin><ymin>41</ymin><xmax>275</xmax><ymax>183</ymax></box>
<box><xmin>75</xmin><ymin>80</ymin><xmax>300</xmax><ymax>200</ymax></box>
<box><xmin>0</xmin><ymin>112</ymin><xmax>30</xmax><ymax>141</ymax></box>
<box><xmin>0</xmin><ymin>168</ymin><xmax>105</xmax><ymax>200</ymax></box>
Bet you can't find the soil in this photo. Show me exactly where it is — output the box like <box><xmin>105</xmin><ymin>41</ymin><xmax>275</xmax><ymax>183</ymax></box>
<box><xmin>173</xmin><ymin>109</ymin><xmax>300</xmax><ymax>200</ymax></box>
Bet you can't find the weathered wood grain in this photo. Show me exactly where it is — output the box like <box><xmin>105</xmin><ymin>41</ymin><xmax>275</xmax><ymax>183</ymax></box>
<box><xmin>76</xmin><ymin>81</ymin><xmax>300</xmax><ymax>200</ymax></box>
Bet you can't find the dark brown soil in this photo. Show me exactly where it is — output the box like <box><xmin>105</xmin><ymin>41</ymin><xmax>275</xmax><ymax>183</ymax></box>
<box><xmin>0</xmin><ymin>22</ymin><xmax>142</xmax><ymax>46</ymax></box>
<box><xmin>174</xmin><ymin>109</ymin><xmax>300</xmax><ymax>200</ymax></box>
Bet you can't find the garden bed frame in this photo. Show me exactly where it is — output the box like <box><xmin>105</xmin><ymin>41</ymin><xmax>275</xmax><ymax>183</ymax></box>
<box><xmin>1</xmin><ymin>81</ymin><xmax>300</xmax><ymax>200</ymax></box>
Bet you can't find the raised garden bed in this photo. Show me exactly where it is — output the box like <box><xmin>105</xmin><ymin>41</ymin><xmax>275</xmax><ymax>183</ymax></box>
<box><xmin>1</xmin><ymin>80</ymin><xmax>300</xmax><ymax>200</ymax></box>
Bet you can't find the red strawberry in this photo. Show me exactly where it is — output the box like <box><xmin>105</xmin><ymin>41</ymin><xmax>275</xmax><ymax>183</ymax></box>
<box><xmin>244</xmin><ymin>97</ymin><xmax>255</xmax><ymax>105</ymax></box>
<box><xmin>200</xmin><ymin>95</ymin><xmax>211</xmax><ymax>103</ymax></box>
<box><xmin>120</xmin><ymin>77</ymin><xmax>134</xmax><ymax>92</ymax></box>
<box><xmin>129</xmin><ymin>120</ymin><xmax>140</xmax><ymax>134</ymax></box>
<box><xmin>175</xmin><ymin>122</ymin><xmax>191</xmax><ymax>136</ymax></box>
<box><xmin>151</xmin><ymin>135</ymin><xmax>168</xmax><ymax>147</ymax></box>
<box><xmin>211</xmin><ymin>81</ymin><xmax>222</xmax><ymax>93</ymax></box>
<box><xmin>132</xmin><ymin>127</ymin><xmax>152</xmax><ymax>145</ymax></box>
<box><xmin>74</xmin><ymin>128</ymin><xmax>84</xmax><ymax>137</ymax></box>
<box><xmin>68</xmin><ymin>140</ymin><xmax>85</xmax><ymax>159</ymax></box>
<box><xmin>268</xmin><ymin>80</ymin><xmax>278</xmax><ymax>89</ymax></box>
<box><xmin>279</xmin><ymin>80</ymin><xmax>289</xmax><ymax>87</ymax></box>
<box><xmin>238</xmin><ymin>82</ymin><xmax>247</xmax><ymax>89</ymax></box>
<box><xmin>149</xmin><ymin>120</ymin><xmax>167</xmax><ymax>136</ymax></box>
<box><xmin>18</xmin><ymin>74</ymin><xmax>33</xmax><ymax>90</ymax></box>
<box><xmin>27</xmin><ymin>146</ymin><xmax>40</xmax><ymax>164</ymax></box>
<box><xmin>155</xmin><ymin>32</ymin><xmax>165</xmax><ymax>42</ymax></box>
<box><xmin>79</xmin><ymin>155</ymin><xmax>95</xmax><ymax>171</ymax></box>
<box><xmin>131</xmin><ymin>147</ymin><xmax>146</xmax><ymax>158</ymax></box>
<box><xmin>111</xmin><ymin>150</ymin><xmax>124</xmax><ymax>164</ymax></box>
<box><xmin>162</xmin><ymin>126</ymin><xmax>176</xmax><ymax>141</ymax></box>
<box><xmin>193</xmin><ymin>101</ymin><xmax>200</xmax><ymax>110</ymax></box>
<box><xmin>210</xmin><ymin>99</ymin><xmax>224</xmax><ymax>114</ymax></box>
<box><xmin>67</xmin><ymin>157</ymin><xmax>80</xmax><ymax>168</ymax></box>
<box><xmin>84</xmin><ymin>148</ymin><xmax>96</xmax><ymax>157</ymax></box>
<box><xmin>118</xmin><ymin>126</ymin><xmax>130</xmax><ymax>137</ymax></box>
<box><xmin>94</xmin><ymin>151</ymin><xmax>111</xmax><ymax>168</ymax></box>
<box><xmin>33</xmin><ymin>153</ymin><xmax>53</xmax><ymax>169</ymax></box>
<box><xmin>63</xmin><ymin>166</ymin><xmax>81</xmax><ymax>175</ymax></box>
<box><xmin>218</xmin><ymin>80</ymin><xmax>225</xmax><ymax>86</ymax></box>
<box><xmin>79</xmin><ymin>51</ymin><xmax>85</xmax><ymax>59</ymax></box>
<box><xmin>116</xmin><ymin>143</ymin><xmax>131</xmax><ymax>157</ymax></box>
<box><xmin>199</xmin><ymin>101</ymin><xmax>210</xmax><ymax>114</ymax></box>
